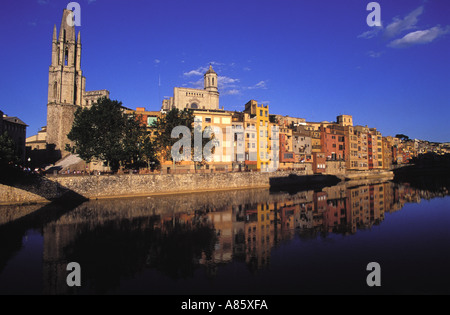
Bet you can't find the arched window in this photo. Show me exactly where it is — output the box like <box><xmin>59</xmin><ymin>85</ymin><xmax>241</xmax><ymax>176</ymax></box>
<box><xmin>65</xmin><ymin>48</ymin><xmax>69</xmax><ymax>66</ymax></box>
<box><xmin>212</xmin><ymin>77</ymin><xmax>215</xmax><ymax>85</ymax></box>
<box><xmin>53</xmin><ymin>82</ymin><xmax>58</xmax><ymax>99</ymax></box>
<box><xmin>191</xmin><ymin>103</ymin><xmax>198</xmax><ymax>109</ymax></box>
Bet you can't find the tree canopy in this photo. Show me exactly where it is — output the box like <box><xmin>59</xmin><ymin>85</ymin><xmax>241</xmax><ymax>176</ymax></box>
<box><xmin>395</xmin><ymin>134</ymin><xmax>410</xmax><ymax>141</ymax></box>
<box><xmin>67</xmin><ymin>103</ymin><xmax>216</xmax><ymax>172</ymax></box>
<box><xmin>67</xmin><ymin>97</ymin><xmax>148</xmax><ymax>171</ymax></box>
<box><xmin>151</xmin><ymin>108</ymin><xmax>195</xmax><ymax>163</ymax></box>
<box><xmin>0</xmin><ymin>131</ymin><xmax>20</xmax><ymax>167</ymax></box>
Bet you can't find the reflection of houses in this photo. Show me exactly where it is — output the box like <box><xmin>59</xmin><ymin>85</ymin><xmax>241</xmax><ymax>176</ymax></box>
<box><xmin>206</xmin><ymin>208</ymin><xmax>234</xmax><ymax>264</ymax></box>
<box><xmin>242</xmin><ymin>202</ymin><xmax>272</xmax><ymax>270</ymax></box>
<box><xmin>322</xmin><ymin>185</ymin><xmax>350</xmax><ymax>234</ymax></box>
<box><xmin>346</xmin><ymin>183</ymin><xmax>389</xmax><ymax>232</ymax></box>
<box><xmin>37</xmin><ymin>181</ymin><xmax>435</xmax><ymax>294</ymax></box>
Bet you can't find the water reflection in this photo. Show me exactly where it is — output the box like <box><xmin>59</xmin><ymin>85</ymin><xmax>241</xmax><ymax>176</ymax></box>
<box><xmin>0</xmin><ymin>178</ymin><xmax>449</xmax><ymax>294</ymax></box>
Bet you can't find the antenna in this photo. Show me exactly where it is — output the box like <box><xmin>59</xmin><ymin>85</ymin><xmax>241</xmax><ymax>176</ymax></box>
<box><xmin>158</xmin><ymin>74</ymin><xmax>161</xmax><ymax>106</ymax></box>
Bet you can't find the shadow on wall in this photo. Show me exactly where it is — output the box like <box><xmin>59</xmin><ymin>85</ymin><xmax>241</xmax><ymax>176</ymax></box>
<box><xmin>269</xmin><ymin>174</ymin><xmax>342</xmax><ymax>194</ymax></box>
<box><xmin>0</xmin><ymin>165</ymin><xmax>88</xmax><ymax>204</ymax></box>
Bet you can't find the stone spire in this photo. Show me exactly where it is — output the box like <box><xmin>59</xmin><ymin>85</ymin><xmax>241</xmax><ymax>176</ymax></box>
<box><xmin>59</xmin><ymin>9</ymin><xmax>76</xmax><ymax>42</ymax></box>
<box><xmin>52</xmin><ymin>24</ymin><xmax>57</xmax><ymax>42</ymax></box>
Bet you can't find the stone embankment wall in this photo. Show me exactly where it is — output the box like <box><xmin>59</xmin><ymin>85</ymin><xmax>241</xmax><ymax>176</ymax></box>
<box><xmin>344</xmin><ymin>170</ymin><xmax>394</xmax><ymax>180</ymax></box>
<box><xmin>0</xmin><ymin>168</ymin><xmax>394</xmax><ymax>206</ymax></box>
<box><xmin>0</xmin><ymin>169</ymin><xmax>313</xmax><ymax>205</ymax></box>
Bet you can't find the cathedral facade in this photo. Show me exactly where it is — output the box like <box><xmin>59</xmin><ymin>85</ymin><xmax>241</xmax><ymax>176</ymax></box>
<box><xmin>161</xmin><ymin>65</ymin><xmax>220</xmax><ymax>111</ymax></box>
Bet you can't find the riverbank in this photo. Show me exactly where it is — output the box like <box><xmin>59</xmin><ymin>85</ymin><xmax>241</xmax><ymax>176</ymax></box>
<box><xmin>0</xmin><ymin>169</ymin><xmax>395</xmax><ymax>206</ymax></box>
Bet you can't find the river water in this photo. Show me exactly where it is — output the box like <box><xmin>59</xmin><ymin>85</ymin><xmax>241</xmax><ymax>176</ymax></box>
<box><xmin>0</xmin><ymin>177</ymin><xmax>449</xmax><ymax>295</ymax></box>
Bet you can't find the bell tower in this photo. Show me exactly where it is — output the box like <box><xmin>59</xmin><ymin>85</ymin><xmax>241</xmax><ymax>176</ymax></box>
<box><xmin>204</xmin><ymin>64</ymin><xmax>218</xmax><ymax>93</ymax></box>
<box><xmin>203</xmin><ymin>64</ymin><xmax>219</xmax><ymax>109</ymax></box>
<box><xmin>46</xmin><ymin>9</ymin><xmax>84</xmax><ymax>158</ymax></box>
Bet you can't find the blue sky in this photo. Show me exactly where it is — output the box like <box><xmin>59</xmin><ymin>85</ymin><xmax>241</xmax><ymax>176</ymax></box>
<box><xmin>0</xmin><ymin>0</ymin><xmax>449</xmax><ymax>142</ymax></box>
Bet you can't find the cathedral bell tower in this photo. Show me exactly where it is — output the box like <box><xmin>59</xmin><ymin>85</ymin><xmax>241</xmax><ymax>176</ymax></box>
<box><xmin>204</xmin><ymin>64</ymin><xmax>218</xmax><ymax>93</ymax></box>
<box><xmin>46</xmin><ymin>9</ymin><xmax>85</xmax><ymax>158</ymax></box>
<box><xmin>203</xmin><ymin>64</ymin><xmax>219</xmax><ymax>109</ymax></box>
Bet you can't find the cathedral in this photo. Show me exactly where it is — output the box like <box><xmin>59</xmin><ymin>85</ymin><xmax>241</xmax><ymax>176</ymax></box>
<box><xmin>27</xmin><ymin>9</ymin><xmax>109</xmax><ymax>161</ymax></box>
<box><xmin>27</xmin><ymin>8</ymin><xmax>221</xmax><ymax>166</ymax></box>
<box><xmin>161</xmin><ymin>64</ymin><xmax>220</xmax><ymax>111</ymax></box>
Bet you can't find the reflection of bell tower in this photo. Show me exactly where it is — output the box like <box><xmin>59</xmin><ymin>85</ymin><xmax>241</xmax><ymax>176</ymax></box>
<box><xmin>47</xmin><ymin>9</ymin><xmax>84</xmax><ymax>158</ymax></box>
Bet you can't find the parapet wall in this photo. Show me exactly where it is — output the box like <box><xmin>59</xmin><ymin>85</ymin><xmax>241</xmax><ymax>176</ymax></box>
<box><xmin>0</xmin><ymin>169</ymin><xmax>313</xmax><ymax>205</ymax></box>
<box><xmin>0</xmin><ymin>168</ymin><xmax>394</xmax><ymax>206</ymax></box>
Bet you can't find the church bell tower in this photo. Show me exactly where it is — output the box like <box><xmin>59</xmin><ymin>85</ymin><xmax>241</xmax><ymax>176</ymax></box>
<box><xmin>46</xmin><ymin>9</ymin><xmax>84</xmax><ymax>158</ymax></box>
<box><xmin>204</xmin><ymin>64</ymin><xmax>218</xmax><ymax>93</ymax></box>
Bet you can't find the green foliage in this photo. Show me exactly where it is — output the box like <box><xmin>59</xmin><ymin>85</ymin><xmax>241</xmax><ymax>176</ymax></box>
<box><xmin>395</xmin><ymin>134</ymin><xmax>410</xmax><ymax>141</ymax></box>
<box><xmin>141</xmin><ymin>134</ymin><xmax>158</xmax><ymax>169</ymax></box>
<box><xmin>67</xmin><ymin>103</ymin><xmax>216</xmax><ymax>171</ymax></box>
<box><xmin>67</xmin><ymin>97</ymin><xmax>149</xmax><ymax>171</ymax></box>
<box><xmin>269</xmin><ymin>114</ymin><xmax>279</xmax><ymax>124</ymax></box>
<box><xmin>0</xmin><ymin>131</ymin><xmax>20</xmax><ymax>166</ymax></box>
<box><xmin>152</xmin><ymin>108</ymin><xmax>195</xmax><ymax>162</ymax></box>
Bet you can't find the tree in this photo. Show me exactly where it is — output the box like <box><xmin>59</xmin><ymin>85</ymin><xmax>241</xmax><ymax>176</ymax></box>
<box><xmin>151</xmin><ymin>108</ymin><xmax>216</xmax><ymax>168</ymax></box>
<box><xmin>140</xmin><ymin>134</ymin><xmax>158</xmax><ymax>170</ymax></box>
<box><xmin>395</xmin><ymin>134</ymin><xmax>410</xmax><ymax>141</ymax></box>
<box><xmin>0</xmin><ymin>132</ymin><xmax>20</xmax><ymax>167</ymax></box>
<box><xmin>193</xmin><ymin>123</ymin><xmax>216</xmax><ymax>171</ymax></box>
<box><xmin>67</xmin><ymin>97</ymin><xmax>147</xmax><ymax>172</ymax></box>
<box><xmin>151</xmin><ymin>108</ymin><xmax>195</xmax><ymax>163</ymax></box>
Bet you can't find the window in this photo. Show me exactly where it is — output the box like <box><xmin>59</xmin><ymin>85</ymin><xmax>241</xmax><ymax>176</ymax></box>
<box><xmin>53</xmin><ymin>82</ymin><xmax>58</xmax><ymax>99</ymax></box>
<box><xmin>212</xmin><ymin>77</ymin><xmax>214</xmax><ymax>85</ymax></box>
<box><xmin>260</xmin><ymin>110</ymin><xmax>263</xmax><ymax>116</ymax></box>
<box><xmin>284</xmin><ymin>153</ymin><xmax>294</xmax><ymax>159</ymax></box>
<box><xmin>205</xmin><ymin>117</ymin><xmax>211</xmax><ymax>123</ymax></box>
<box><xmin>65</xmin><ymin>48</ymin><xmax>68</xmax><ymax>66</ymax></box>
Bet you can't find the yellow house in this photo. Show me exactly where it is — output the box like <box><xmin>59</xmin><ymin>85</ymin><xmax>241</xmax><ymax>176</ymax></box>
<box><xmin>244</xmin><ymin>100</ymin><xmax>270</xmax><ymax>171</ymax></box>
